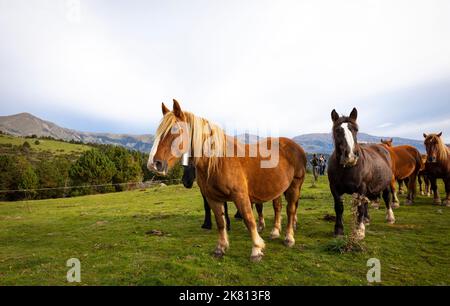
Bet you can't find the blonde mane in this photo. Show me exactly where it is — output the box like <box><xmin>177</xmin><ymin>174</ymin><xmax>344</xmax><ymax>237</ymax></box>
<box><xmin>155</xmin><ymin>111</ymin><xmax>227</xmax><ymax>175</ymax></box>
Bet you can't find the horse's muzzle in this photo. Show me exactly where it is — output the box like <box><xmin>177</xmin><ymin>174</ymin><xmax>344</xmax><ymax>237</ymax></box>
<box><xmin>148</xmin><ymin>159</ymin><xmax>168</xmax><ymax>175</ymax></box>
<box><xmin>427</xmin><ymin>156</ymin><xmax>437</xmax><ymax>163</ymax></box>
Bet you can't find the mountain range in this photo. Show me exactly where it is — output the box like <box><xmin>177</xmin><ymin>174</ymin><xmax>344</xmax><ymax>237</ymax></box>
<box><xmin>0</xmin><ymin>113</ymin><xmax>426</xmax><ymax>153</ymax></box>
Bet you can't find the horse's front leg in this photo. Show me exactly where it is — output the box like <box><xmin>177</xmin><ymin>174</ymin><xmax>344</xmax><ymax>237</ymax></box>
<box><xmin>270</xmin><ymin>197</ymin><xmax>282</xmax><ymax>239</ymax></box>
<box><xmin>383</xmin><ymin>188</ymin><xmax>396</xmax><ymax>224</ymax></box>
<box><xmin>208</xmin><ymin>199</ymin><xmax>229</xmax><ymax>258</ymax></box>
<box><xmin>391</xmin><ymin>176</ymin><xmax>400</xmax><ymax>208</ymax></box>
<box><xmin>235</xmin><ymin>195</ymin><xmax>265</xmax><ymax>262</ymax></box>
<box><xmin>430</xmin><ymin>176</ymin><xmax>441</xmax><ymax>205</ymax></box>
<box><xmin>443</xmin><ymin>178</ymin><xmax>450</xmax><ymax>207</ymax></box>
<box><xmin>255</xmin><ymin>203</ymin><xmax>265</xmax><ymax>233</ymax></box>
<box><xmin>331</xmin><ymin>188</ymin><xmax>344</xmax><ymax>237</ymax></box>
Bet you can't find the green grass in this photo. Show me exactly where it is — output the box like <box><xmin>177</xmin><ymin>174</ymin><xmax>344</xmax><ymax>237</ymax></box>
<box><xmin>0</xmin><ymin>134</ymin><xmax>91</xmax><ymax>155</ymax></box>
<box><xmin>1</xmin><ymin>174</ymin><xmax>449</xmax><ymax>285</ymax></box>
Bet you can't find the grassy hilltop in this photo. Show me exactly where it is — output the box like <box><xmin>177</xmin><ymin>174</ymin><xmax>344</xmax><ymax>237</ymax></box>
<box><xmin>0</xmin><ymin>174</ymin><xmax>449</xmax><ymax>285</ymax></box>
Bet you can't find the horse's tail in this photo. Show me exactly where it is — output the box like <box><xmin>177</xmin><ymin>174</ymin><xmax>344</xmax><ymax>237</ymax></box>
<box><xmin>413</xmin><ymin>149</ymin><xmax>423</xmax><ymax>175</ymax></box>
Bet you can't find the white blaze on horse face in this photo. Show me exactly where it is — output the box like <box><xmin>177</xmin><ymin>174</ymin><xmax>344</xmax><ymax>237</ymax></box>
<box><xmin>147</xmin><ymin>136</ymin><xmax>160</xmax><ymax>171</ymax></box>
<box><xmin>341</xmin><ymin>123</ymin><xmax>356</xmax><ymax>160</ymax></box>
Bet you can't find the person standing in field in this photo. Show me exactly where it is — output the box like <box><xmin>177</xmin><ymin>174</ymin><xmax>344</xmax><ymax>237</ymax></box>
<box><xmin>319</xmin><ymin>154</ymin><xmax>326</xmax><ymax>175</ymax></box>
<box><xmin>311</xmin><ymin>154</ymin><xmax>319</xmax><ymax>185</ymax></box>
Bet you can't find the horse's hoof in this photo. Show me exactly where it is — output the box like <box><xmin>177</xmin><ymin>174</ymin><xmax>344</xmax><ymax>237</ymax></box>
<box><xmin>371</xmin><ymin>203</ymin><xmax>380</xmax><ymax>210</ymax></box>
<box><xmin>420</xmin><ymin>192</ymin><xmax>425</xmax><ymax>196</ymax></box>
<box><xmin>443</xmin><ymin>200</ymin><xmax>450</xmax><ymax>207</ymax></box>
<box><xmin>364</xmin><ymin>218</ymin><xmax>370</xmax><ymax>225</ymax></box>
<box><xmin>270</xmin><ymin>229</ymin><xmax>281</xmax><ymax>240</ymax></box>
<box><xmin>433</xmin><ymin>199</ymin><xmax>442</xmax><ymax>205</ymax></box>
<box><xmin>334</xmin><ymin>229</ymin><xmax>344</xmax><ymax>238</ymax></box>
<box><xmin>250</xmin><ymin>254</ymin><xmax>263</xmax><ymax>262</ymax></box>
<box><xmin>257</xmin><ymin>223</ymin><xmax>265</xmax><ymax>233</ymax></box>
<box><xmin>427</xmin><ymin>193</ymin><xmax>431</xmax><ymax>197</ymax></box>
<box><xmin>283</xmin><ymin>237</ymin><xmax>295</xmax><ymax>248</ymax></box>
<box><xmin>391</xmin><ymin>202</ymin><xmax>400</xmax><ymax>209</ymax></box>
<box><xmin>386</xmin><ymin>218</ymin><xmax>395</xmax><ymax>224</ymax></box>
<box><xmin>404</xmin><ymin>199</ymin><xmax>413</xmax><ymax>206</ymax></box>
<box><xmin>201</xmin><ymin>223</ymin><xmax>212</xmax><ymax>230</ymax></box>
<box><xmin>213</xmin><ymin>248</ymin><xmax>225</xmax><ymax>258</ymax></box>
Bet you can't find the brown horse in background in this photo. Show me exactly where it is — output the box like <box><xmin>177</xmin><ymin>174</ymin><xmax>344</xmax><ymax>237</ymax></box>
<box><xmin>418</xmin><ymin>154</ymin><xmax>431</xmax><ymax>196</ymax></box>
<box><xmin>148</xmin><ymin>100</ymin><xmax>307</xmax><ymax>261</ymax></box>
<box><xmin>380</xmin><ymin>138</ymin><xmax>422</xmax><ymax>206</ymax></box>
<box><xmin>397</xmin><ymin>154</ymin><xmax>430</xmax><ymax>196</ymax></box>
<box><xmin>423</xmin><ymin>132</ymin><xmax>450</xmax><ymax>206</ymax></box>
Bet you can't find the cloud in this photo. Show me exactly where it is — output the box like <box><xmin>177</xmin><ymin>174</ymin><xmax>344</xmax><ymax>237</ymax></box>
<box><xmin>1</xmin><ymin>0</ymin><xmax>450</xmax><ymax>139</ymax></box>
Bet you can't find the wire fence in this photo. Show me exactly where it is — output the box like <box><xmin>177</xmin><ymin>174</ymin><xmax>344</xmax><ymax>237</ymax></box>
<box><xmin>0</xmin><ymin>178</ymin><xmax>182</xmax><ymax>194</ymax></box>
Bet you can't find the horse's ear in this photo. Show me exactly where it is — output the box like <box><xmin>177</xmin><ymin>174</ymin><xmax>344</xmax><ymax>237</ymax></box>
<box><xmin>437</xmin><ymin>132</ymin><xmax>443</xmax><ymax>137</ymax></box>
<box><xmin>331</xmin><ymin>109</ymin><xmax>339</xmax><ymax>122</ymax></box>
<box><xmin>423</xmin><ymin>133</ymin><xmax>428</xmax><ymax>138</ymax></box>
<box><xmin>349</xmin><ymin>107</ymin><xmax>358</xmax><ymax>121</ymax></box>
<box><xmin>162</xmin><ymin>103</ymin><xmax>170</xmax><ymax>115</ymax></box>
<box><xmin>389</xmin><ymin>138</ymin><xmax>393</xmax><ymax>143</ymax></box>
<box><xmin>173</xmin><ymin>99</ymin><xmax>183</xmax><ymax>118</ymax></box>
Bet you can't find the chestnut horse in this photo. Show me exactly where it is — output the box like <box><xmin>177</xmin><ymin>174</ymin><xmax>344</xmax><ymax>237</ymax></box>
<box><xmin>398</xmin><ymin>154</ymin><xmax>431</xmax><ymax>196</ymax></box>
<box><xmin>182</xmin><ymin>162</ymin><xmax>282</xmax><ymax>232</ymax></box>
<box><xmin>380</xmin><ymin>138</ymin><xmax>422</xmax><ymax>206</ymax></box>
<box><xmin>328</xmin><ymin>108</ymin><xmax>395</xmax><ymax>239</ymax></box>
<box><xmin>148</xmin><ymin>100</ymin><xmax>307</xmax><ymax>261</ymax></box>
<box><xmin>423</xmin><ymin>132</ymin><xmax>450</xmax><ymax>206</ymax></box>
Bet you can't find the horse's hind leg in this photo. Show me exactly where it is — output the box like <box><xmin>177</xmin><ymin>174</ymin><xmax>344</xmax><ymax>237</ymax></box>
<box><xmin>201</xmin><ymin>195</ymin><xmax>213</xmax><ymax>230</ymax></box>
<box><xmin>224</xmin><ymin>202</ymin><xmax>231</xmax><ymax>231</ymax></box>
<box><xmin>255</xmin><ymin>203</ymin><xmax>265</xmax><ymax>233</ymax></box>
<box><xmin>425</xmin><ymin>175</ymin><xmax>431</xmax><ymax>197</ymax></box>
<box><xmin>405</xmin><ymin>172</ymin><xmax>417</xmax><ymax>205</ymax></box>
<box><xmin>270</xmin><ymin>197</ymin><xmax>282</xmax><ymax>239</ymax></box>
<box><xmin>383</xmin><ymin>188</ymin><xmax>395</xmax><ymax>224</ymax></box>
<box><xmin>284</xmin><ymin>182</ymin><xmax>301</xmax><ymax>247</ymax></box>
<box><xmin>234</xmin><ymin>195</ymin><xmax>265</xmax><ymax>261</ymax></box>
<box><xmin>398</xmin><ymin>179</ymin><xmax>405</xmax><ymax>195</ymax></box>
<box><xmin>418</xmin><ymin>174</ymin><xmax>424</xmax><ymax>195</ymax></box>
<box><xmin>208</xmin><ymin>199</ymin><xmax>229</xmax><ymax>258</ymax></box>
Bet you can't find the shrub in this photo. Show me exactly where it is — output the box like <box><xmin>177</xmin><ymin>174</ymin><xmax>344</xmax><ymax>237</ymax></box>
<box><xmin>102</xmin><ymin>146</ymin><xmax>143</xmax><ymax>191</ymax></box>
<box><xmin>69</xmin><ymin>149</ymin><xmax>116</xmax><ymax>195</ymax></box>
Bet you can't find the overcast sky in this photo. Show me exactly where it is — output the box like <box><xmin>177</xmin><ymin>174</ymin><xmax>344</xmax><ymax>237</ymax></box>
<box><xmin>1</xmin><ymin>0</ymin><xmax>450</xmax><ymax>141</ymax></box>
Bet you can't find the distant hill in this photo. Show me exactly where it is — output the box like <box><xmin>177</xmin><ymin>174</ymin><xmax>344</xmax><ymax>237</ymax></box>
<box><xmin>292</xmin><ymin>133</ymin><xmax>426</xmax><ymax>154</ymax></box>
<box><xmin>0</xmin><ymin>113</ymin><xmax>154</xmax><ymax>152</ymax></box>
<box><xmin>0</xmin><ymin>112</ymin><xmax>426</xmax><ymax>153</ymax></box>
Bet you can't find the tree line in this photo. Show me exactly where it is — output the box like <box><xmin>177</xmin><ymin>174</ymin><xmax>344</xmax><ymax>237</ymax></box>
<box><xmin>0</xmin><ymin>139</ymin><xmax>182</xmax><ymax>201</ymax></box>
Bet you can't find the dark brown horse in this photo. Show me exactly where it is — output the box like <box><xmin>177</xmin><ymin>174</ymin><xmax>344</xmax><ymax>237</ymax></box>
<box><xmin>328</xmin><ymin>108</ymin><xmax>395</xmax><ymax>239</ymax></box>
<box><xmin>423</xmin><ymin>132</ymin><xmax>450</xmax><ymax>206</ymax></box>
<box><xmin>148</xmin><ymin>100</ymin><xmax>307</xmax><ymax>261</ymax></box>
<box><xmin>380</xmin><ymin>138</ymin><xmax>422</xmax><ymax>206</ymax></box>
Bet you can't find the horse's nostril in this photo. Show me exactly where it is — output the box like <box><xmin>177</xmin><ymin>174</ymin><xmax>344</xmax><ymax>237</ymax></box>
<box><xmin>154</xmin><ymin>160</ymin><xmax>163</xmax><ymax>171</ymax></box>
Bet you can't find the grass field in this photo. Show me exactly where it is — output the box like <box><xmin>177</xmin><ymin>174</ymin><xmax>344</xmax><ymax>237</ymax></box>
<box><xmin>0</xmin><ymin>174</ymin><xmax>449</xmax><ymax>286</ymax></box>
<box><xmin>0</xmin><ymin>134</ymin><xmax>91</xmax><ymax>155</ymax></box>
